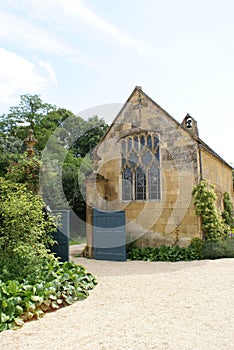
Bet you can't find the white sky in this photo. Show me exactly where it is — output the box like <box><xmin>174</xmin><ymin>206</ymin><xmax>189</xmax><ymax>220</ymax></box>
<box><xmin>0</xmin><ymin>0</ymin><xmax>233</xmax><ymax>164</ymax></box>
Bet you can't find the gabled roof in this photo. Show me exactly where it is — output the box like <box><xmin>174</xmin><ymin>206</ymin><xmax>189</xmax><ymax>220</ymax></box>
<box><xmin>102</xmin><ymin>86</ymin><xmax>182</xmax><ymax>140</ymax></box>
<box><xmin>100</xmin><ymin>86</ymin><xmax>233</xmax><ymax>169</ymax></box>
<box><xmin>196</xmin><ymin>137</ymin><xmax>232</xmax><ymax>169</ymax></box>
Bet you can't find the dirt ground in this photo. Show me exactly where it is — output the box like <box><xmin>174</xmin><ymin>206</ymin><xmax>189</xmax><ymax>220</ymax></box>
<box><xmin>0</xmin><ymin>257</ymin><xmax>234</xmax><ymax>350</ymax></box>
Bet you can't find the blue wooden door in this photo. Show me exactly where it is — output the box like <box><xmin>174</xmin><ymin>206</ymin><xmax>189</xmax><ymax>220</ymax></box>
<box><xmin>50</xmin><ymin>210</ymin><xmax>70</xmax><ymax>262</ymax></box>
<box><xmin>93</xmin><ymin>209</ymin><xmax>126</xmax><ymax>261</ymax></box>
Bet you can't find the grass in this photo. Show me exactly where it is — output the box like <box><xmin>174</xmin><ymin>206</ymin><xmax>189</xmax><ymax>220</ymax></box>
<box><xmin>69</xmin><ymin>237</ymin><xmax>86</xmax><ymax>246</ymax></box>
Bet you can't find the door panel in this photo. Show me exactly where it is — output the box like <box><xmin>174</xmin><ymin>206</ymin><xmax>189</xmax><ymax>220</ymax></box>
<box><xmin>93</xmin><ymin>209</ymin><xmax>126</xmax><ymax>261</ymax></box>
<box><xmin>50</xmin><ymin>210</ymin><xmax>70</xmax><ymax>262</ymax></box>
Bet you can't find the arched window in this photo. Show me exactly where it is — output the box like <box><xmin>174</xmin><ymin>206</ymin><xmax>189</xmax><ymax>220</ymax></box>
<box><xmin>121</xmin><ymin>133</ymin><xmax>160</xmax><ymax>201</ymax></box>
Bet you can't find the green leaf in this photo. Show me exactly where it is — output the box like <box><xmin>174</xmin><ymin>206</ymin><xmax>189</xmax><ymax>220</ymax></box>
<box><xmin>76</xmin><ymin>292</ymin><xmax>87</xmax><ymax>301</ymax></box>
<box><xmin>15</xmin><ymin>305</ymin><xmax>24</xmax><ymax>316</ymax></box>
<box><xmin>1</xmin><ymin>299</ymin><xmax>8</xmax><ymax>308</ymax></box>
<box><xmin>64</xmin><ymin>296</ymin><xmax>74</xmax><ymax>305</ymax></box>
<box><xmin>14</xmin><ymin>317</ymin><xmax>24</xmax><ymax>326</ymax></box>
<box><xmin>48</xmin><ymin>294</ymin><xmax>57</xmax><ymax>300</ymax></box>
<box><xmin>8</xmin><ymin>321</ymin><xmax>17</xmax><ymax>330</ymax></box>
<box><xmin>31</xmin><ymin>295</ymin><xmax>42</xmax><ymax>302</ymax></box>
<box><xmin>34</xmin><ymin>309</ymin><xmax>44</xmax><ymax>319</ymax></box>
<box><xmin>51</xmin><ymin>302</ymin><xmax>59</xmax><ymax>309</ymax></box>
<box><xmin>1</xmin><ymin>312</ymin><xmax>10</xmax><ymax>323</ymax></box>
<box><xmin>0</xmin><ymin>323</ymin><xmax>8</xmax><ymax>332</ymax></box>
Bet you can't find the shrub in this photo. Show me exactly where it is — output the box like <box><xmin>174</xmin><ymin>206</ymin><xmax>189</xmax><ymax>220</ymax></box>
<box><xmin>6</xmin><ymin>153</ymin><xmax>40</xmax><ymax>194</ymax></box>
<box><xmin>0</xmin><ymin>178</ymin><xmax>56</xmax><ymax>281</ymax></box>
<box><xmin>202</xmin><ymin>238</ymin><xmax>234</xmax><ymax>259</ymax></box>
<box><xmin>0</xmin><ymin>260</ymin><xmax>97</xmax><ymax>332</ymax></box>
<box><xmin>189</xmin><ymin>237</ymin><xmax>204</xmax><ymax>260</ymax></box>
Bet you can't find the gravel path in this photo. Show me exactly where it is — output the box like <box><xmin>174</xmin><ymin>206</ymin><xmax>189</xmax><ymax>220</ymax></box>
<box><xmin>1</xmin><ymin>258</ymin><xmax>234</xmax><ymax>350</ymax></box>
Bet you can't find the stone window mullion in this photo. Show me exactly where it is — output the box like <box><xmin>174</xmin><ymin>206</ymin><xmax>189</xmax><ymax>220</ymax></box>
<box><xmin>121</xmin><ymin>133</ymin><xmax>160</xmax><ymax>201</ymax></box>
<box><xmin>132</xmin><ymin>169</ymin><xmax>136</xmax><ymax>200</ymax></box>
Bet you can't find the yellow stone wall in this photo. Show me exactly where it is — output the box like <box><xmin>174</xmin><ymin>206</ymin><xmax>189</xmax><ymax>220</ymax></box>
<box><xmin>85</xmin><ymin>88</ymin><xmax>205</xmax><ymax>251</ymax></box>
<box><xmin>200</xmin><ymin>147</ymin><xmax>233</xmax><ymax>208</ymax></box>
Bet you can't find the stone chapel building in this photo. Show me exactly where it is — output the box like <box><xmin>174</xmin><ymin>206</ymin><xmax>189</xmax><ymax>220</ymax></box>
<box><xmin>85</xmin><ymin>86</ymin><xmax>233</xmax><ymax>258</ymax></box>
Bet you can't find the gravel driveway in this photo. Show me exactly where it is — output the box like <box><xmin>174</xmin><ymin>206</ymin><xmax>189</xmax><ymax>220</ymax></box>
<box><xmin>0</xmin><ymin>258</ymin><xmax>234</xmax><ymax>350</ymax></box>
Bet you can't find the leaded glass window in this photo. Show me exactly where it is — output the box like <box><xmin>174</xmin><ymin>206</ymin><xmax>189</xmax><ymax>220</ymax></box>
<box><xmin>134</xmin><ymin>136</ymin><xmax>138</xmax><ymax>150</ymax></box>
<box><xmin>148</xmin><ymin>164</ymin><xmax>160</xmax><ymax>200</ymax></box>
<box><xmin>135</xmin><ymin>167</ymin><xmax>146</xmax><ymax>200</ymax></box>
<box><xmin>129</xmin><ymin>151</ymin><xmax>139</xmax><ymax>167</ymax></box>
<box><xmin>122</xmin><ymin>166</ymin><xmax>132</xmax><ymax>200</ymax></box>
<box><xmin>127</xmin><ymin>138</ymin><xmax>132</xmax><ymax>152</ymax></box>
<box><xmin>140</xmin><ymin>135</ymin><xmax>145</xmax><ymax>149</ymax></box>
<box><xmin>147</xmin><ymin>135</ymin><xmax>152</xmax><ymax>149</ymax></box>
<box><xmin>121</xmin><ymin>133</ymin><xmax>161</xmax><ymax>201</ymax></box>
<box><xmin>155</xmin><ymin>148</ymin><xmax>160</xmax><ymax>162</ymax></box>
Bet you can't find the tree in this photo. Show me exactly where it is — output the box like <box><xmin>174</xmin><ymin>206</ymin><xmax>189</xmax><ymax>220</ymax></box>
<box><xmin>9</xmin><ymin>94</ymin><xmax>55</xmax><ymax>130</ymax></box>
<box><xmin>0</xmin><ymin>95</ymin><xmax>77</xmax><ymax>152</ymax></box>
<box><xmin>41</xmin><ymin>115</ymin><xmax>108</xmax><ymax>217</ymax></box>
<box><xmin>0</xmin><ymin>95</ymin><xmax>55</xmax><ymax>138</ymax></box>
<box><xmin>71</xmin><ymin>115</ymin><xmax>108</xmax><ymax>157</ymax></box>
<box><xmin>0</xmin><ymin>94</ymin><xmax>109</xmax><ymax>222</ymax></box>
<box><xmin>62</xmin><ymin>152</ymin><xmax>92</xmax><ymax>219</ymax></box>
<box><xmin>34</xmin><ymin>108</ymin><xmax>76</xmax><ymax>151</ymax></box>
<box><xmin>0</xmin><ymin>136</ymin><xmax>23</xmax><ymax>176</ymax></box>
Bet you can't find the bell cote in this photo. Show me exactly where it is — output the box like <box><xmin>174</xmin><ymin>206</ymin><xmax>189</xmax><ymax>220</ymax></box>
<box><xmin>181</xmin><ymin>113</ymin><xmax>199</xmax><ymax>138</ymax></box>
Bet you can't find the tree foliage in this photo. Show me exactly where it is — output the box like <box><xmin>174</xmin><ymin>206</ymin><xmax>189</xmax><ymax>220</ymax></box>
<box><xmin>71</xmin><ymin>115</ymin><xmax>108</xmax><ymax>157</ymax></box>
<box><xmin>6</xmin><ymin>153</ymin><xmax>41</xmax><ymax>194</ymax></box>
<box><xmin>0</xmin><ymin>136</ymin><xmax>23</xmax><ymax>176</ymax></box>
<box><xmin>0</xmin><ymin>178</ymin><xmax>56</xmax><ymax>281</ymax></box>
<box><xmin>0</xmin><ymin>94</ymin><xmax>55</xmax><ymax>137</ymax></box>
<box><xmin>0</xmin><ymin>95</ymin><xmax>76</xmax><ymax>151</ymax></box>
<box><xmin>0</xmin><ymin>94</ymin><xmax>109</xmax><ymax>220</ymax></box>
<box><xmin>63</xmin><ymin>153</ymin><xmax>92</xmax><ymax>219</ymax></box>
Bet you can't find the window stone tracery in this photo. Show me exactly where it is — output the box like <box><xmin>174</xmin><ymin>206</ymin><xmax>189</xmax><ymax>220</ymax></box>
<box><xmin>121</xmin><ymin>133</ymin><xmax>161</xmax><ymax>200</ymax></box>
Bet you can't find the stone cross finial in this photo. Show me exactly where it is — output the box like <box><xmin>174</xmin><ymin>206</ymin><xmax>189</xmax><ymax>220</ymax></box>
<box><xmin>23</xmin><ymin>129</ymin><xmax>38</xmax><ymax>158</ymax></box>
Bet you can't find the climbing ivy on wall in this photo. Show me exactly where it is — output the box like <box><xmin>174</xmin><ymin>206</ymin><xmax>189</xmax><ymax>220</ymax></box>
<box><xmin>192</xmin><ymin>180</ymin><xmax>227</xmax><ymax>240</ymax></box>
<box><xmin>222</xmin><ymin>192</ymin><xmax>234</xmax><ymax>229</ymax></box>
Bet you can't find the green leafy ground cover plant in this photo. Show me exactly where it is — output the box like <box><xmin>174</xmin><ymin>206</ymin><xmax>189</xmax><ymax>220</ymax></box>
<box><xmin>127</xmin><ymin>237</ymin><xmax>234</xmax><ymax>262</ymax></box>
<box><xmin>0</xmin><ymin>260</ymin><xmax>97</xmax><ymax>332</ymax></box>
<box><xmin>127</xmin><ymin>238</ymin><xmax>203</xmax><ymax>262</ymax></box>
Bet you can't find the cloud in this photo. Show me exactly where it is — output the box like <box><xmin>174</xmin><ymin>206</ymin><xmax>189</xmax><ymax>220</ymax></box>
<box><xmin>2</xmin><ymin>0</ymin><xmax>152</xmax><ymax>56</ymax></box>
<box><xmin>0</xmin><ymin>9</ymin><xmax>82</xmax><ymax>62</ymax></box>
<box><xmin>37</xmin><ymin>60</ymin><xmax>58</xmax><ymax>85</ymax></box>
<box><xmin>55</xmin><ymin>0</ymin><xmax>149</xmax><ymax>53</ymax></box>
<box><xmin>0</xmin><ymin>48</ymin><xmax>45</xmax><ymax>105</ymax></box>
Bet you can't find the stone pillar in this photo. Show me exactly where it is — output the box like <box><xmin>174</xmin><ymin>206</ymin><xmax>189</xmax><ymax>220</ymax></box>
<box><xmin>85</xmin><ymin>173</ymin><xmax>108</xmax><ymax>258</ymax></box>
<box><xmin>23</xmin><ymin>129</ymin><xmax>38</xmax><ymax>158</ymax></box>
